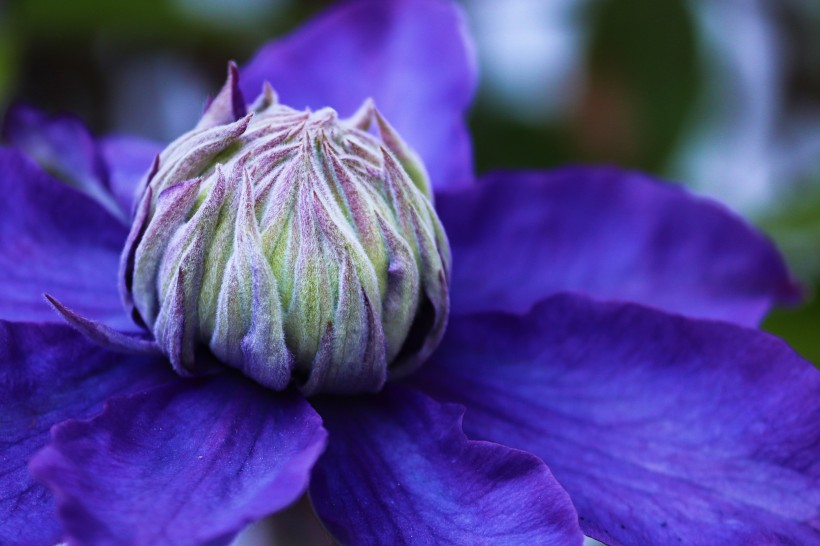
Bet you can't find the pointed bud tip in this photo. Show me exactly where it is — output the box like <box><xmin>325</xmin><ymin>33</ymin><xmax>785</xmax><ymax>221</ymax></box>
<box><xmin>195</xmin><ymin>61</ymin><xmax>248</xmax><ymax>130</ymax></box>
<box><xmin>122</xmin><ymin>91</ymin><xmax>450</xmax><ymax>395</ymax></box>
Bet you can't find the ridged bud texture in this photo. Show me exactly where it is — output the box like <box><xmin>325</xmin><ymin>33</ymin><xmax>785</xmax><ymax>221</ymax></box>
<box><xmin>120</xmin><ymin>77</ymin><xmax>450</xmax><ymax>395</ymax></box>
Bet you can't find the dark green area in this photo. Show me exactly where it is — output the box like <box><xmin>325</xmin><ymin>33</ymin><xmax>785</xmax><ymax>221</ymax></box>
<box><xmin>471</xmin><ymin>0</ymin><xmax>699</xmax><ymax>177</ymax></box>
<box><xmin>0</xmin><ymin>0</ymin><xmax>329</xmax><ymax>131</ymax></box>
<box><xmin>760</xmin><ymin>174</ymin><xmax>820</xmax><ymax>366</ymax></box>
<box><xmin>764</xmin><ymin>298</ymin><xmax>820</xmax><ymax>365</ymax></box>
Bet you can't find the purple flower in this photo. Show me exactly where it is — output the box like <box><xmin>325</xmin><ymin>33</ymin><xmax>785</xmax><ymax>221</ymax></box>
<box><xmin>2</xmin><ymin>1</ymin><xmax>818</xmax><ymax>545</ymax></box>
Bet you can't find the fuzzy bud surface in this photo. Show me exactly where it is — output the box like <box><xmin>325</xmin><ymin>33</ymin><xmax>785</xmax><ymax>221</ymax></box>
<box><xmin>120</xmin><ymin>67</ymin><xmax>450</xmax><ymax>395</ymax></box>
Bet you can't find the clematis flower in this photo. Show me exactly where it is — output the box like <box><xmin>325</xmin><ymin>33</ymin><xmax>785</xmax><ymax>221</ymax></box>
<box><xmin>2</xmin><ymin>1</ymin><xmax>819</xmax><ymax>545</ymax></box>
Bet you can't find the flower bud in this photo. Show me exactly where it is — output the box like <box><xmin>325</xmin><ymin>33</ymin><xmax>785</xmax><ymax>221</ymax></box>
<box><xmin>120</xmin><ymin>65</ymin><xmax>450</xmax><ymax>395</ymax></box>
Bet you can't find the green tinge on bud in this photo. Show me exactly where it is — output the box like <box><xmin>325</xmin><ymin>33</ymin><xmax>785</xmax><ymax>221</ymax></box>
<box><xmin>120</xmin><ymin>67</ymin><xmax>450</xmax><ymax>395</ymax></box>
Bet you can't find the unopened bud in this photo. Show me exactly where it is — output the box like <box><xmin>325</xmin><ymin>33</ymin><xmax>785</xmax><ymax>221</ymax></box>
<box><xmin>120</xmin><ymin>64</ymin><xmax>450</xmax><ymax>395</ymax></box>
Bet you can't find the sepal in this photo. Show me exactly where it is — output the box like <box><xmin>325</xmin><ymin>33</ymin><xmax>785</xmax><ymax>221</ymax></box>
<box><xmin>45</xmin><ymin>295</ymin><xmax>162</xmax><ymax>355</ymax></box>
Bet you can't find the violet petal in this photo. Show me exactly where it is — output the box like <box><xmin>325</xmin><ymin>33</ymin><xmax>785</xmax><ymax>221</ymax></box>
<box><xmin>439</xmin><ymin>168</ymin><xmax>799</xmax><ymax>325</ymax></box>
<box><xmin>0</xmin><ymin>148</ymin><xmax>135</xmax><ymax>331</ymax></box>
<box><xmin>31</xmin><ymin>374</ymin><xmax>327</xmax><ymax>546</ymax></box>
<box><xmin>413</xmin><ymin>294</ymin><xmax>820</xmax><ymax>545</ymax></box>
<box><xmin>241</xmin><ymin>0</ymin><xmax>477</xmax><ymax>190</ymax></box>
<box><xmin>2</xmin><ymin>103</ymin><xmax>126</xmax><ymax>221</ymax></box>
<box><xmin>310</xmin><ymin>386</ymin><xmax>583</xmax><ymax>546</ymax></box>
<box><xmin>99</xmin><ymin>135</ymin><xmax>164</xmax><ymax>216</ymax></box>
<box><xmin>0</xmin><ymin>321</ymin><xmax>173</xmax><ymax>546</ymax></box>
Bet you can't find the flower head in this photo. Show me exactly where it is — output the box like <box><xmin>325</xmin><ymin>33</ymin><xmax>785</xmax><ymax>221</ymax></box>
<box><xmin>1</xmin><ymin>1</ymin><xmax>819</xmax><ymax>546</ymax></box>
<box><xmin>123</xmin><ymin>65</ymin><xmax>449</xmax><ymax>394</ymax></box>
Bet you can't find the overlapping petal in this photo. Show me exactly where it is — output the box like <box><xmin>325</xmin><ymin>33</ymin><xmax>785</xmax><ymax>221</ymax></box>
<box><xmin>2</xmin><ymin>104</ymin><xmax>126</xmax><ymax>221</ymax></box>
<box><xmin>438</xmin><ymin>168</ymin><xmax>799</xmax><ymax>325</ymax></box>
<box><xmin>309</xmin><ymin>386</ymin><xmax>583</xmax><ymax>546</ymax></box>
<box><xmin>0</xmin><ymin>321</ymin><xmax>173</xmax><ymax>546</ymax></box>
<box><xmin>31</xmin><ymin>374</ymin><xmax>327</xmax><ymax>546</ymax></box>
<box><xmin>99</xmin><ymin>135</ymin><xmax>163</xmax><ymax>215</ymax></box>
<box><xmin>241</xmin><ymin>0</ymin><xmax>477</xmax><ymax>190</ymax></box>
<box><xmin>413</xmin><ymin>294</ymin><xmax>820</xmax><ymax>545</ymax></box>
<box><xmin>0</xmin><ymin>149</ymin><xmax>135</xmax><ymax>330</ymax></box>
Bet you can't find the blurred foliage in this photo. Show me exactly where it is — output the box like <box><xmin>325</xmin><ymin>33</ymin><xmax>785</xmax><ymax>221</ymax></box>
<box><xmin>584</xmin><ymin>0</ymin><xmax>698</xmax><ymax>173</ymax></box>
<box><xmin>761</xmin><ymin>172</ymin><xmax>820</xmax><ymax>364</ymax></box>
<box><xmin>7</xmin><ymin>0</ymin><xmax>325</xmax><ymax>42</ymax></box>
<box><xmin>764</xmin><ymin>299</ymin><xmax>820</xmax><ymax>365</ymax></box>
<box><xmin>0</xmin><ymin>7</ymin><xmax>18</xmax><ymax>109</ymax></box>
<box><xmin>761</xmin><ymin>174</ymin><xmax>820</xmax><ymax>283</ymax></box>
<box><xmin>1</xmin><ymin>0</ymin><xmax>331</xmax><ymax>132</ymax></box>
<box><xmin>471</xmin><ymin>0</ymin><xmax>699</xmax><ymax>176</ymax></box>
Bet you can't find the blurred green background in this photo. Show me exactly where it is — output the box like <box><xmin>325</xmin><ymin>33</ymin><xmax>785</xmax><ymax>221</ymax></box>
<box><xmin>1</xmin><ymin>0</ymin><xmax>818</xmax><ymax>352</ymax></box>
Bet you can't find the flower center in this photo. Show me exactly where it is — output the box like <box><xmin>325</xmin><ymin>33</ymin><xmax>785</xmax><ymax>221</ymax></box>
<box><xmin>120</xmin><ymin>77</ymin><xmax>450</xmax><ymax>395</ymax></box>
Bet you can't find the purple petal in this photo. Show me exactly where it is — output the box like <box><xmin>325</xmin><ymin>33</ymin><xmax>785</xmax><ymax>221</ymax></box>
<box><xmin>310</xmin><ymin>387</ymin><xmax>583</xmax><ymax>546</ymax></box>
<box><xmin>31</xmin><ymin>375</ymin><xmax>327</xmax><ymax>546</ymax></box>
<box><xmin>99</xmin><ymin>135</ymin><xmax>164</xmax><ymax>215</ymax></box>
<box><xmin>0</xmin><ymin>321</ymin><xmax>173</xmax><ymax>546</ymax></box>
<box><xmin>2</xmin><ymin>103</ymin><xmax>125</xmax><ymax>221</ymax></box>
<box><xmin>0</xmin><ymin>148</ymin><xmax>135</xmax><ymax>331</ymax></box>
<box><xmin>413</xmin><ymin>294</ymin><xmax>820</xmax><ymax>545</ymax></box>
<box><xmin>439</xmin><ymin>168</ymin><xmax>800</xmax><ymax>325</ymax></box>
<box><xmin>241</xmin><ymin>0</ymin><xmax>477</xmax><ymax>189</ymax></box>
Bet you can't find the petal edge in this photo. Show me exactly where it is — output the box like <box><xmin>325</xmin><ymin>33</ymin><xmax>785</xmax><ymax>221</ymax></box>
<box><xmin>438</xmin><ymin>167</ymin><xmax>800</xmax><ymax>325</ymax></box>
<box><xmin>414</xmin><ymin>293</ymin><xmax>820</xmax><ymax>545</ymax></box>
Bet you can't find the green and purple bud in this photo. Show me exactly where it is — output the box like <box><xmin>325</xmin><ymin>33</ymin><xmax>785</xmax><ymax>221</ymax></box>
<box><xmin>120</xmin><ymin>65</ymin><xmax>450</xmax><ymax>395</ymax></box>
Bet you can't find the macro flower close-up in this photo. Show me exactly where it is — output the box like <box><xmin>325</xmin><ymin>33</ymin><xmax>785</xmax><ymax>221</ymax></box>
<box><xmin>1</xmin><ymin>1</ymin><xmax>819</xmax><ymax>545</ymax></box>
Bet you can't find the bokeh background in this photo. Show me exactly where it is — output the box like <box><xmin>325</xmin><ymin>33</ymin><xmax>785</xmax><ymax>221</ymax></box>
<box><xmin>1</xmin><ymin>0</ymin><xmax>818</xmax><ymax>543</ymax></box>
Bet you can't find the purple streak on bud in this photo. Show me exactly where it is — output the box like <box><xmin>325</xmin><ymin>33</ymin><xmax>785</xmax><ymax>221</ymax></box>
<box><xmin>153</xmin><ymin>115</ymin><xmax>251</xmax><ymax>195</ymax></box>
<box><xmin>374</xmin><ymin>108</ymin><xmax>432</xmax><ymax>199</ymax></box>
<box><xmin>120</xmin><ymin>65</ymin><xmax>451</xmax><ymax>395</ymax></box>
<box><xmin>380</xmin><ymin>148</ymin><xmax>450</xmax><ymax>377</ymax></box>
<box><xmin>345</xmin><ymin>97</ymin><xmax>376</xmax><ymax>131</ymax></box>
<box><xmin>119</xmin><ymin>184</ymin><xmax>152</xmax><ymax>328</ymax></box>
<box><xmin>131</xmin><ymin>153</ymin><xmax>161</xmax><ymax>217</ymax></box>
<box><xmin>196</xmin><ymin>61</ymin><xmax>248</xmax><ymax>131</ymax></box>
<box><xmin>130</xmin><ymin>178</ymin><xmax>203</xmax><ymax>326</ymax></box>
<box><xmin>211</xmin><ymin>168</ymin><xmax>293</xmax><ymax>390</ymax></box>
<box><xmin>249</xmin><ymin>81</ymin><xmax>279</xmax><ymax>113</ymax></box>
